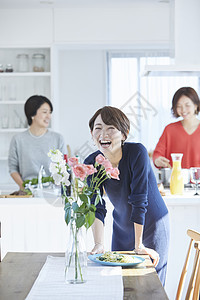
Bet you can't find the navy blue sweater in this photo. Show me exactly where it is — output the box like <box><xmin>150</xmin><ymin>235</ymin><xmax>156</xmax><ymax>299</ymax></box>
<box><xmin>84</xmin><ymin>142</ymin><xmax>169</xmax><ymax>251</ymax></box>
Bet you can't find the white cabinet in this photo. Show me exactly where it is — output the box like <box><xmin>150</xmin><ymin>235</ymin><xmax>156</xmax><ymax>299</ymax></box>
<box><xmin>0</xmin><ymin>10</ymin><xmax>53</xmax><ymax>46</ymax></box>
<box><xmin>0</xmin><ymin>47</ymin><xmax>51</xmax><ymax>160</ymax></box>
<box><xmin>54</xmin><ymin>5</ymin><xmax>170</xmax><ymax>44</ymax></box>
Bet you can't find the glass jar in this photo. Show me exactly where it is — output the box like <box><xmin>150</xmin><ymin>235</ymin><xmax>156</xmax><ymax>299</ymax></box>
<box><xmin>17</xmin><ymin>54</ymin><xmax>29</xmax><ymax>72</ymax></box>
<box><xmin>5</xmin><ymin>64</ymin><xmax>13</xmax><ymax>72</ymax></box>
<box><xmin>32</xmin><ymin>53</ymin><xmax>45</xmax><ymax>72</ymax></box>
<box><xmin>0</xmin><ymin>64</ymin><xmax>4</xmax><ymax>72</ymax></box>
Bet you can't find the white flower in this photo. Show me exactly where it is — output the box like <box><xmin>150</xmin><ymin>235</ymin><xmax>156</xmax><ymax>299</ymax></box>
<box><xmin>59</xmin><ymin>160</ymin><xmax>67</xmax><ymax>173</ymax></box>
<box><xmin>49</xmin><ymin>149</ymin><xmax>71</xmax><ymax>186</ymax></box>
<box><xmin>48</xmin><ymin>149</ymin><xmax>63</xmax><ymax>163</ymax></box>
<box><xmin>49</xmin><ymin>162</ymin><xmax>59</xmax><ymax>175</ymax></box>
<box><xmin>53</xmin><ymin>173</ymin><xmax>63</xmax><ymax>185</ymax></box>
<box><xmin>62</xmin><ymin>172</ymin><xmax>70</xmax><ymax>186</ymax></box>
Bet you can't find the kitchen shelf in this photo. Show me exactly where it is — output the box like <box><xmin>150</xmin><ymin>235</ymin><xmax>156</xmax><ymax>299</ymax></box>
<box><xmin>0</xmin><ymin>156</ymin><xmax>8</xmax><ymax>161</ymax></box>
<box><xmin>0</xmin><ymin>128</ymin><xmax>27</xmax><ymax>133</ymax></box>
<box><xmin>0</xmin><ymin>101</ymin><xmax>25</xmax><ymax>104</ymax></box>
<box><xmin>0</xmin><ymin>46</ymin><xmax>51</xmax><ymax>162</ymax></box>
<box><xmin>0</xmin><ymin>72</ymin><xmax>51</xmax><ymax>77</ymax></box>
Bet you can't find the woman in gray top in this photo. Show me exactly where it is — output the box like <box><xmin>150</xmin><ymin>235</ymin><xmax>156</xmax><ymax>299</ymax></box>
<box><xmin>8</xmin><ymin>95</ymin><xmax>66</xmax><ymax>190</ymax></box>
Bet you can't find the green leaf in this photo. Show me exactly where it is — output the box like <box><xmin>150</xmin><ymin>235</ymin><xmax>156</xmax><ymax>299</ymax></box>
<box><xmin>79</xmin><ymin>193</ymin><xmax>90</xmax><ymax>203</ymax></box>
<box><xmin>89</xmin><ymin>204</ymin><xmax>96</xmax><ymax>212</ymax></box>
<box><xmin>65</xmin><ymin>207</ymin><xmax>71</xmax><ymax>225</ymax></box>
<box><xmin>85</xmin><ymin>211</ymin><xmax>95</xmax><ymax>229</ymax></box>
<box><xmin>76</xmin><ymin>215</ymin><xmax>85</xmax><ymax>228</ymax></box>
<box><xmin>64</xmin><ymin>202</ymin><xmax>71</xmax><ymax>210</ymax></box>
<box><xmin>94</xmin><ymin>193</ymin><xmax>101</xmax><ymax>206</ymax></box>
<box><xmin>83</xmin><ymin>189</ymin><xmax>93</xmax><ymax>196</ymax></box>
<box><xmin>77</xmin><ymin>203</ymin><xmax>87</xmax><ymax>213</ymax></box>
<box><xmin>72</xmin><ymin>202</ymin><xmax>79</xmax><ymax>212</ymax></box>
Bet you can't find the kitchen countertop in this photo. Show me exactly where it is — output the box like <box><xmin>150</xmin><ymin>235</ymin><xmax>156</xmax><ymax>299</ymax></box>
<box><xmin>0</xmin><ymin>193</ymin><xmax>63</xmax><ymax>206</ymax></box>
<box><xmin>1</xmin><ymin>187</ymin><xmax>200</xmax><ymax>205</ymax></box>
<box><xmin>0</xmin><ymin>184</ymin><xmax>63</xmax><ymax>206</ymax></box>
<box><xmin>163</xmin><ymin>189</ymin><xmax>200</xmax><ymax>205</ymax></box>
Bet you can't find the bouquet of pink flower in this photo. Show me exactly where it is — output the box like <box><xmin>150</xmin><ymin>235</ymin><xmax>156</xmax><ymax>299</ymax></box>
<box><xmin>48</xmin><ymin>150</ymin><xmax>120</xmax><ymax>229</ymax></box>
<box><xmin>48</xmin><ymin>149</ymin><xmax>120</xmax><ymax>283</ymax></box>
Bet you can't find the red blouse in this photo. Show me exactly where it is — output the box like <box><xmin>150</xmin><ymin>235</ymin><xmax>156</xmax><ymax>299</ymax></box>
<box><xmin>153</xmin><ymin>121</ymin><xmax>200</xmax><ymax>169</ymax></box>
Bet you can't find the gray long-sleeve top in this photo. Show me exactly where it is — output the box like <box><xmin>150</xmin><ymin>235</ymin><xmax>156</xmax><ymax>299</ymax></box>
<box><xmin>8</xmin><ymin>129</ymin><xmax>66</xmax><ymax>181</ymax></box>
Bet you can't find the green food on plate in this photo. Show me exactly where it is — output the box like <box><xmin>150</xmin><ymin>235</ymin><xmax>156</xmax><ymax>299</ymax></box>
<box><xmin>97</xmin><ymin>252</ymin><xmax>136</xmax><ymax>263</ymax></box>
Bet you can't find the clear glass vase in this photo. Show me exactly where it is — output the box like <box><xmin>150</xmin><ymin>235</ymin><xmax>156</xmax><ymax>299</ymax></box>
<box><xmin>65</xmin><ymin>220</ymin><xmax>87</xmax><ymax>284</ymax></box>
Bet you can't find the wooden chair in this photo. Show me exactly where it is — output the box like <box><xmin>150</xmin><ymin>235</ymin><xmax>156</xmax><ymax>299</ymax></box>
<box><xmin>0</xmin><ymin>222</ymin><xmax>1</xmax><ymax>262</ymax></box>
<box><xmin>176</xmin><ymin>229</ymin><xmax>200</xmax><ymax>300</ymax></box>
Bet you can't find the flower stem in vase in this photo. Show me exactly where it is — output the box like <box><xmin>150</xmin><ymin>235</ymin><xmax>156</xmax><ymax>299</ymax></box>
<box><xmin>65</xmin><ymin>220</ymin><xmax>87</xmax><ymax>284</ymax></box>
<box><xmin>75</xmin><ymin>227</ymin><xmax>78</xmax><ymax>280</ymax></box>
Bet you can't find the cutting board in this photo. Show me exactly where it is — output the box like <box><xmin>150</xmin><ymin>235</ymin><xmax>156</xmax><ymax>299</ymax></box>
<box><xmin>0</xmin><ymin>194</ymin><xmax>33</xmax><ymax>198</ymax></box>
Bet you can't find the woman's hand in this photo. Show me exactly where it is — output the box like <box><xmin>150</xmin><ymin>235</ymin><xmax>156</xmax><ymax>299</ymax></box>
<box><xmin>133</xmin><ymin>223</ymin><xmax>160</xmax><ymax>266</ymax></box>
<box><xmin>91</xmin><ymin>218</ymin><xmax>104</xmax><ymax>254</ymax></box>
<box><xmin>154</xmin><ymin>156</ymin><xmax>171</xmax><ymax>168</ymax></box>
<box><xmin>135</xmin><ymin>246</ymin><xmax>160</xmax><ymax>267</ymax></box>
<box><xmin>90</xmin><ymin>242</ymin><xmax>104</xmax><ymax>254</ymax></box>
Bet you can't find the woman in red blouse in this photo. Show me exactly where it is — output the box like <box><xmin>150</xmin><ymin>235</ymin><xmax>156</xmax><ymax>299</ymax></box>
<box><xmin>153</xmin><ymin>87</ymin><xmax>200</xmax><ymax>169</ymax></box>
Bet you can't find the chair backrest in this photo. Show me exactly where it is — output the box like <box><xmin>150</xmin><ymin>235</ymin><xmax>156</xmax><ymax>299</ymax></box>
<box><xmin>176</xmin><ymin>229</ymin><xmax>200</xmax><ymax>300</ymax></box>
<box><xmin>0</xmin><ymin>222</ymin><xmax>1</xmax><ymax>262</ymax></box>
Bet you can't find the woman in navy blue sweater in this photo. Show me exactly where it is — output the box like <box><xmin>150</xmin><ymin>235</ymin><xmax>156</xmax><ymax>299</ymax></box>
<box><xmin>84</xmin><ymin>106</ymin><xmax>170</xmax><ymax>286</ymax></box>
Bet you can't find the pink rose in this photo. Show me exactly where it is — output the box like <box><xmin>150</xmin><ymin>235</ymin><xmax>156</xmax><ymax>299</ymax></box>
<box><xmin>95</xmin><ymin>154</ymin><xmax>106</xmax><ymax>165</ymax></box>
<box><xmin>102</xmin><ymin>159</ymin><xmax>112</xmax><ymax>170</ymax></box>
<box><xmin>107</xmin><ymin>167</ymin><xmax>120</xmax><ymax>180</ymax></box>
<box><xmin>68</xmin><ymin>157</ymin><xmax>79</xmax><ymax>167</ymax></box>
<box><xmin>84</xmin><ymin>164</ymin><xmax>97</xmax><ymax>175</ymax></box>
<box><xmin>73</xmin><ymin>164</ymin><xmax>87</xmax><ymax>181</ymax></box>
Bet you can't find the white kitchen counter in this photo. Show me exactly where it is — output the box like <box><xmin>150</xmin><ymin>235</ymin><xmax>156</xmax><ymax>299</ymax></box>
<box><xmin>163</xmin><ymin>189</ymin><xmax>200</xmax><ymax>204</ymax></box>
<box><xmin>0</xmin><ymin>194</ymin><xmax>68</xmax><ymax>261</ymax></box>
<box><xmin>0</xmin><ymin>190</ymin><xmax>113</xmax><ymax>262</ymax></box>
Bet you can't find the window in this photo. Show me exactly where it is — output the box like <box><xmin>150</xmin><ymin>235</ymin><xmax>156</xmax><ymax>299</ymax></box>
<box><xmin>108</xmin><ymin>51</ymin><xmax>199</xmax><ymax>152</ymax></box>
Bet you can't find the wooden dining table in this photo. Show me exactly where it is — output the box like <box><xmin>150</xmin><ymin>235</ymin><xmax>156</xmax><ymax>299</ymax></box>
<box><xmin>0</xmin><ymin>252</ymin><xmax>169</xmax><ymax>300</ymax></box>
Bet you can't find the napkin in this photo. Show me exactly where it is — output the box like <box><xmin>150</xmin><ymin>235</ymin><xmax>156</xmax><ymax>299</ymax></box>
<box><xmin>26</xmin><ymin>256</ymin><xmax>123</xmax><ymax>300</ymax></box>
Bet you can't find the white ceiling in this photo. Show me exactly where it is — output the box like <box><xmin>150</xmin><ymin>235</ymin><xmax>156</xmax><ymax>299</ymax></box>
<box><xmin>0</xmin><ymin>0</ymin><xmax>168</xmax><ymax>9</ymax></box>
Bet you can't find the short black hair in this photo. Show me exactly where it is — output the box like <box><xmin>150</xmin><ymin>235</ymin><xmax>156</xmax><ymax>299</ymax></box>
<box><xmin>24</xmin><ymin>95</ymin><xmax>53</xmax><ymax>125</ymax></box>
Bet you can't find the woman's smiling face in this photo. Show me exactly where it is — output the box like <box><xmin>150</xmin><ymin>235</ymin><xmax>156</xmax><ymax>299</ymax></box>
<box><xmin>33</xmin><ymin>102</ymin><xmax>52</xmax><ymax>128</ymax></box>
<box><xmin>92</xmin><ymin>114</ymin><xmax>125</xmax><ymax>156</ymax></box>
<box><xmin>176</xmin><ymin>95</ymin><xmax>197</xmax><ymax>120</ymax></box>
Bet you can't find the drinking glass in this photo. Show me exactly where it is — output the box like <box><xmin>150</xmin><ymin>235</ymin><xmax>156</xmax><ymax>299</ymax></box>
<box><xmin>190</xmin><ymin>167</ymin><xmax>200</xmax><ymax>195</ymax></box>
<box><xmin>2</xmin><ymin>116</ymin><xmax>9</xmax><ymax>128</ymax></box>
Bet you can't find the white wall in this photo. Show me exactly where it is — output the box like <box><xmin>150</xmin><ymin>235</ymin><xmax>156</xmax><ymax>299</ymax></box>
<box><xmin>53</xmin><ymin>48</ymin><xmax>106</xmax><ymax>157</ymax></box>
